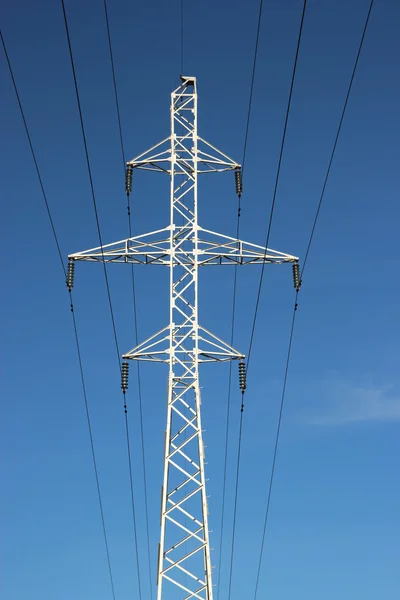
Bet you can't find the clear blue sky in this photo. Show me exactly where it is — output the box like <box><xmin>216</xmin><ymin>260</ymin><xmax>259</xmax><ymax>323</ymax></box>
<box><xmin>1</xmin><ymin>1</ymin><xmax>399</xmax><ymax>599</ymax></box>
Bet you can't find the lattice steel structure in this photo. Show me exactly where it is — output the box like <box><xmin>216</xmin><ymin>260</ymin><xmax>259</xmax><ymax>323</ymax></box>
<box><xmin>69</xmin><ymin>76</ymin><xmax>298</xmax><ymax>600</ymax></box>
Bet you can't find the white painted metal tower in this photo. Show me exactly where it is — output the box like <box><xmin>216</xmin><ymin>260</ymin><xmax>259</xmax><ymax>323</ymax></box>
<box><xmin>69</xmin><ymin>76</ymin><xmax>298</xmax><ymax>600</ymax></box>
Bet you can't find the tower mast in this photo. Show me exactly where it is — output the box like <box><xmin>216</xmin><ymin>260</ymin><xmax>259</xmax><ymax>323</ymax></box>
<box><xmin>69</xmin><ymin>76</ymin><xmax>298</xmax><ymax>599</ymax></box>
<box><xmin>158</xmin><ymin>76</ymin><xmax>214</xmax><ymax>598</ymax></box>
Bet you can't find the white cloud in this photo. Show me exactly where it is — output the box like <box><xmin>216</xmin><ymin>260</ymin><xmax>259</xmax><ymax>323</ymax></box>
<box><xmin>305</xmin><ymin>380</ymin><xmax>400</xmax><ymax>425</ymax></box>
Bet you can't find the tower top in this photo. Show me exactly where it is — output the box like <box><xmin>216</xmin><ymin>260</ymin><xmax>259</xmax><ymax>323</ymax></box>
<box><xmin>179</xmin><ymin>75</ymin><xmax>196</xmax><ymax>86</ymax></box>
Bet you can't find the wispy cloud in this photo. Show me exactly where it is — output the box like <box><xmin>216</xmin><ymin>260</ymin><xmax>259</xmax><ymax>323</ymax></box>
<box><xmin>304</xmin><ymin>379</ymin><xmax>400</xmax><ymax>426</ymax></box>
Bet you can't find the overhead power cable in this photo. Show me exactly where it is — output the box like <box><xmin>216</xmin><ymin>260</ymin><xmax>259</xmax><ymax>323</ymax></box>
<box><xmin>252</xmin><ymin>292</ymin><xmax>298</xmax><ymax>600</ymax></box>
<box><xmin>301</xmin><ymin>0</ymin><xmax>375</xmax><ymax>275</ymax></box>
<box><xmin>246</xmin><ymin>0</ymin><xmax>308</xmax><ymax>371</ymax></box>
<box><xmin>103</xmin><ymin>0</ymin><xmax>126</xmax><ymax>172</ymax></box>
<box><xmin>102</xmin><ymin>0</ymin><xmax>153</xmax><ymax>596</ymax></box>
<box><xmin>216</xmin><ymin>1</ymin><xmax>265</xmax><ymax>597</ymax></box>
<box><xmin>242</xmin><ymin>0</ymin><xmax>264</xmax><ymax>178</ymax></box>
<box><xmin>180</xmin><ymin>0</ymin><xmax>184</xmax><ymax>73</ymax></box>
<box><xmin>0</xmin><ymin>28</ymin><xmax>116</xmax><ymax>600</ymax></box>
<box><xmin>60</xmin><ymin>2</ymin><xmax>143</xmax><ymax>598</ymax></box>
<box><xmin>225</xmin><ymin>2</ymin><xmax>308</xmax><ymax>598</ymax></box>
<box><xmin>0</xmin><ymin>31</ymin><xmax>65</xmax><ymax>275</ymax></box>
<box><xmin>252</xmin><ymin>1</ymin><xmax>375</xmax><ymax>597</ymax></box>
<box><xmin>60</xmin><ymin>0</ymin><xmax>120</xmax><ymax>365</ymax></box>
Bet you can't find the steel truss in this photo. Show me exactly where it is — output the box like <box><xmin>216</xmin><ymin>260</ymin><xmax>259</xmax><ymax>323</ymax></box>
<box><xmin>69</xmin><ymin>76</ymin><xmax>298</xmax><ymax>600</ymax></box>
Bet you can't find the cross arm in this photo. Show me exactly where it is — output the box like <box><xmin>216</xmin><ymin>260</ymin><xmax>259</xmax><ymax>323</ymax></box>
<box><xmin>68</xmin><ymin>226</ymin><xmax>298</xmax><ymax>266</ymax></box>
<box><xmin>125</xmin><ymin>136</ymin><xmax>240</xmax><ymax>175</ymax></box>
<box><xmin>196</xmin><ymin>228</ymin><xmax>298</xmax><ymax>265</ymax></box>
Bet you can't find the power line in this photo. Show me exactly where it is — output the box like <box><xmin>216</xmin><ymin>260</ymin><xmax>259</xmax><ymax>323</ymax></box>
<box><xmin>60</xmin><ymin>0</ymin><xmax>120</xmax><ymax>366</ymax></box>
<box><xmin>216</xmin><ymin>234</ymin><xmax>239</xmax><ymax>600</ymax></box>
<box><xmin>242</xmin><ymin>0</ymin><xmax>264</xmax><ymax>177</ymax></box>
<box><xmin>0</xmin><ymin>28</ymin><xmax>117</xmax><ymax>600</ymax></box>
<box><xmin>102</xmin><ymin>1</ymin><xmax>153</xmax><ymax>596</ymax></box>
<box><xmin>225</xmin><ymin>2</ymin><xmax>308</xmax><ymax>597</ymax></box>
<box><xmin>252</xmin><ymin>293</ymin><xmax>298</xmax><ymax>599</ymax></box>
<box><xmin>69</xmin><ymin>296</ymin><xmax>117</xmax><ymax>600</ymax></box>
<box><xmin>0</xmin><ymin>30</ymin><xmax>66</xmax><ymax>278</ymax></box>
<box><xmin>246</xmin><ymin>0</ymin><xmax>308</xmax><ymax>371</ymax></box>
<box><xmin>252</xmin><ymin>1</ymin><xmax>375</xmax><ymax>596</ymax></box>
<box><xmin>302</xmin><ymin>0</ymin><xmax>375</xmax><ymax>276</ymax></box>
<box><xmin>60</xmin><ymin>2</ymin><xmax>143</xmax><ymax>597</ymax></box>
<box><xmin>217</xmin><ymin>1</ymin><xmax>265</xmax><ymax>596</ymax></box>
<box><xmin>226</xmin><ymin>385</ymin><xmax>245</xmax><ymax>600</ymax></box>
<box><xmin>180</xmin><ymin>0</ymin><xmax>184</xmax><ymax>73</ymax></box>
<box><xmin>103</xmin><ymin>0</ymin><xmax>126</xmax><ymax>173</ymax></box>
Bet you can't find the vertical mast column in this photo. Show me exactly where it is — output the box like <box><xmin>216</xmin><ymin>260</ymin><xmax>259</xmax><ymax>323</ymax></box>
<box><xmin>158</xmin><ymin>77</ymin><xmax>213</xmax><ymax>600</ymax></box>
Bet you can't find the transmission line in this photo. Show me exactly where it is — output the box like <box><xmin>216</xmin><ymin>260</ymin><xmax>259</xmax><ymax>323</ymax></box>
<box><xmin>216</xmin><ymin>1</ymin><xmax>265</xmax><ymax>597</ymax></box>
<box><xmin>103</xmin><ymin>0</ymin><xmax>126</xmax><ymax>169</ymax></box>
<box><xmin>102</xmin><ymin>1</ymin><xmax>153</xmax><ymax>596</ymax></box>
<box><xmin>60</xmin><ymin>2</ymin><xmax>143</xmax><ymax>597</ymax></box>
<box><xmin>225</xmin><ymin>2</ymin><xmax>308</xmax><ymax>597</ymax></box>
<box><xmin>246</xmin><ymin>0</ymin><xmax>307</xmax><ymax>371</ymax></box>
<box><xmin>180</xmin><ymin>0</ymin><xmax>184</xmax><ymax>73</ymax></box>
<box><xmin>302</xmin><ymin>0</ymin><xmax>375</xmax><ymax>276</ymax></box>
<box><xmin>0</xmin><ymin>28</ymin><xmax>117</xmax><ymax>600</ymax></box>
<box><xmin>60</xmin><ymin>0</ymin><xmax>120</xmax><ymax>365</ymax></box>
<box><xmin>0</xmin><ymin>30</ymin><xmax>65</xmax><ymax>276</ymax></box>
<box><xmin>252</xmin><ymin>1</ymin><xmax>375</xmax><ymax>597</ymax></box>
<box><xmin>242</xmin><ymin>0</ymin><xmax>264</xmax><ymax>178</ymax></box>
<box><xmin>252</xmin><ymin>292</ymin><xmax>298</xmax><ymax>599</ymax></box>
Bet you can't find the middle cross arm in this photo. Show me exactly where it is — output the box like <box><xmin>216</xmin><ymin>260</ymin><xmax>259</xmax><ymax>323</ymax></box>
<box><xmin>68</xmin><ymin>226</ymin><xmax>298</xmax><ymax>266</ymax></box>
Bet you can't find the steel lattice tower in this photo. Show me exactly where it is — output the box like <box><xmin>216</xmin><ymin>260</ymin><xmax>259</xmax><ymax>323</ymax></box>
<box><xmin>69</xmin><ymin>76</ymin><xmax>298</xmax><ymax>600</ymax></box>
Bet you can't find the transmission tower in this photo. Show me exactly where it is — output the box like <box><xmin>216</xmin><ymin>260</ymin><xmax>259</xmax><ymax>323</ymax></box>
<box><xmin>68</xmin><ymin>76</ymin><xmax>298</xmax><ymax>600</ymax></box>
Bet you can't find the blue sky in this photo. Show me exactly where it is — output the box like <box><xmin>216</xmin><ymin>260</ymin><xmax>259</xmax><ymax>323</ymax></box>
<box><xmin>1</xmin><ymin>0</ymin><xmax>399</xmax><ymax>599</ymax></box>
